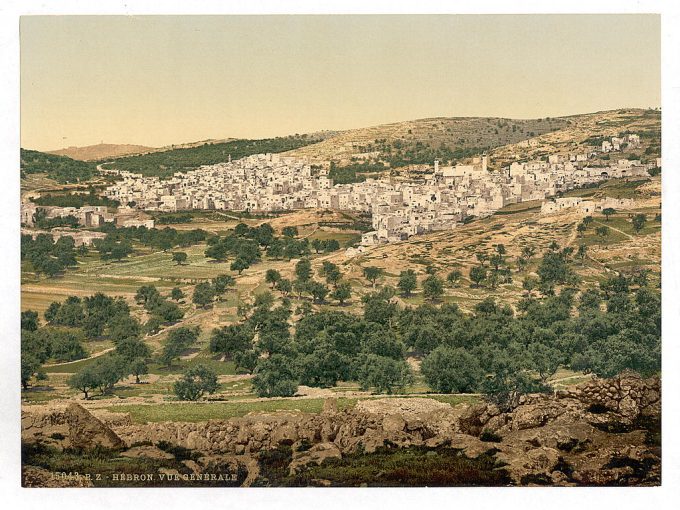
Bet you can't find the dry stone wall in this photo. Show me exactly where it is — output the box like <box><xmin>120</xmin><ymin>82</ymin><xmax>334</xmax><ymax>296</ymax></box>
<box><xmin>21</xmin><ymin>372</ymin><xmax>661</xmax><ymax>486</ymax></box>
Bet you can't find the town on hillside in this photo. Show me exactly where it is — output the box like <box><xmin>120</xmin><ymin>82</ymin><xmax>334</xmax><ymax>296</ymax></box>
<box><xmin>35</xmin><ymin>132</ymin><xmax>654</xmax><ymax>248</ymax></box>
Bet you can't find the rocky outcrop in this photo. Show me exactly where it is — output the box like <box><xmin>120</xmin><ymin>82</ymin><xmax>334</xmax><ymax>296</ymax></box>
<box><xmin>453</xmin><ymin>372</ymin><xmax>661</xmax><ymax>485</ymax></box>
<box><xmin>21</xmin><ymin>373</ymin><xmax>661</xmax><ymax>486</ymax></box>
<box><xmin>461</xmin><ymin>372</ymin><xmax>661</xmax><ymax>436</ymax></box>
<box><xmin>22</xmin><ymin>403</ymin><xmax>125</xmax><ymax>451</ymax></box>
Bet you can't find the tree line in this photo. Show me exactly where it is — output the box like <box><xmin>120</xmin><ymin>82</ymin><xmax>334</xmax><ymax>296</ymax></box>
<box><xmin>203</xmin><ymin>223</ymin><xmax>340</xmax><ymax>273</ymax></box>
<box><xmin>21</xmin><ymin>233</ymin><xmax>80</xmax><ymax>277</ymax></box>
<box><xmin>101</xmin><ymin>135</ymin><xmax>323</xmax><ymax>178</ymax></box>
<box><xmin>21</xmin><ymin>149</ymin><xmax>97</xmax><ymax>183</ymax></box>
<box><xmin>31</xmin><ymin>190</ymin><xmax>120</xmax><ymax>209</ymax></box>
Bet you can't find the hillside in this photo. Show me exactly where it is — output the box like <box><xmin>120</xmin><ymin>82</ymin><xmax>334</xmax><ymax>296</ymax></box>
<box><xmin>284</xmin><ymin>108</ymin><xmax>661</xmax><ymax>172</ymax></box>
<box><xmin>102</xmin><ymin>134</ymin><xmax>326</xmax><ymax>178</ymax></box>
<box><xmin>488</xmin><ymin>108</ymin><xmax>661</xmax><ymax>166</ymax></box>
<box><xmin>77</xmin><ymin>109</ymin><xmax>660</xmax><ymax>181</ymax></box>
<box><xmin>285</xmin><ymin>116</ymin><xmax>570</xmax><ymax>166</ymax></box>
<box><xmin>20</xmin><ymin>148</ymin><xmax>98</xmax><ymax>184</ymax></box>
<box><xmin>48</xmin><ymin>143</ymin><xmax>155</xmax><ymax>161</ymax></box>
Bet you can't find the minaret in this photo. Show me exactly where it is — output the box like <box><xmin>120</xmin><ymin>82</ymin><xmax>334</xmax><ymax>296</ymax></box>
<box><xmin>434</xmin><ymin>159</ymin><xmax>440</xmax><ymax>173</ymax></box>
<box><xmin>482</xmin><ymin>154</ymin><xmax>488</xmax><ymax>172</ymax></box>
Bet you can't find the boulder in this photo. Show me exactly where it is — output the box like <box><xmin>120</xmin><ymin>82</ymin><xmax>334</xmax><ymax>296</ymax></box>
<box><xmin>511</xmin><ymin>402</ymin><xmax>565</xmax><ymax>430</ymax></box>
<box><xmin>65</xmin><ymin>403</ymin><xmax>125</xmax><ymax>450</ymax></box>
<box><xmin>22</xmin><ymin>403</ymin><xmax>125</xmax><ymax>451</ymax></box>
<box><xmin>382</xmin><ymin>414</ymin><xmax>406</xmax><ymax>434</ymax></box>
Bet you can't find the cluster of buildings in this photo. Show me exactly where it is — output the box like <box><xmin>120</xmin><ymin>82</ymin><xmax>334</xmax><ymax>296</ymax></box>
<box><xmin>98</xmin><ymin>134</ymin><xmax>657</xmax><ymax>247</ymax></box>
<box><xmin>104</xmin><ymin>154</ymin><xmax>333</xmax><ymax>212</ymax></box>
<box><xmin>20</xmin><ymin>227</ymin><xmax>107</xmax><ymax>247</ymax></box>
<box><xmin>20</xmin><ymin>202</ymin><xmax>155</xmax><ymax>245</ymax></box>
<box><xmin>21</xmin><ymin>203</ymin><xmax>113</xmax><ymax>228</ymax></box>
<box><xmin>601</xmin><ymin>133</ymin><xmax>641</xmax><ymax>153</ymax></box>
<box><xmin>361</xmin><ymin>153</ymin><xmax>653</xmax><ymax>244</ymax></box>
<box><xmin>540</xmin><ymin>197</ymin><xmax>636</xmax><ymax>216</ymax></box>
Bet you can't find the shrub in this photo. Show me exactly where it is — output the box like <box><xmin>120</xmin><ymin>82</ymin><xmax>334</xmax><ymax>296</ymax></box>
<box><xmin>173</xmin><ymin>365</ymin><xmax>219</xmax><ymax>401</ymax></box>
<box><xmin>356</xmin><ymin>354</ymin><xmax>413</xmax><ymax>394</ymax></box>
<box><xmin>421</xmin><ymin>346</ymin><xmax>483</xmax><ymax>393</ymax></box>
<box><xmin>252</xmin><ymin>354</ymin><xmax>299</xmax><ymax>397</ymax></box>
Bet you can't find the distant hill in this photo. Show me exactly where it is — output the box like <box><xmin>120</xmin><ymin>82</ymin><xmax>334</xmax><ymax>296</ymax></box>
<box><xmin>48</xmin><ymin>143</ymin><xmax>155</xmax><ymax>161</ymax></box>
<box><xmin>102</xmin><ymin>134</ymin><xmax>326</xmax><ymax>178</ymax></box>
<box><xmin>37</xmin><ymin>108</ymin><xmax>661</xmax><ymax>182</ymax></box>
<box><xmin>283</xmin><ymin>108</ymin><xmax>661</xmax><ymax>178</ymax></box>
<box><xmin>20</xmin><ymin>148</ymin><xmax>98</xmax><ymax>184</ymax></box>
<box><xmin>284</xmin><ymin>116</ymin><xmax>570</xmax><ymax>166</ymax></box>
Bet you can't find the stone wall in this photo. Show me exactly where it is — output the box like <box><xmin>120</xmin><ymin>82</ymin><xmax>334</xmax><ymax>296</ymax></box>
<box><xmin>22</xmin><ymin>373</ymin><xmax>661</xmax><ymax>486</ymax></box>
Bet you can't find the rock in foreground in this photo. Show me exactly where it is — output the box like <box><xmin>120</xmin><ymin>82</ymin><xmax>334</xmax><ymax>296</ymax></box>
<box><xmin>21</xmin><ymin>373</ymin><xmax>660</xmax><ymax>486</ymax></box>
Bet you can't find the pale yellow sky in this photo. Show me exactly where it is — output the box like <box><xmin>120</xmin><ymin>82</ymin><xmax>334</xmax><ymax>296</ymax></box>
<box><xmin>20</xmin><ymin>14</ymin><xmax>660</xmax><ymax>151</ymax></box>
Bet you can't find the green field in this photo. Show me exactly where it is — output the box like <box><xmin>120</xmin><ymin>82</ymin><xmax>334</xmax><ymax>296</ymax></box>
<box><xmin>106</xmin><ymin>393</ymin><xmax>480</xmax><ymax>423</ymax></box>
<box><xmin>307</xmin><ymin>230</ymin><xmax>362</xmax><ymax>248</ymax></box>
<box><xmin>579</xmin><ymin>215</ymin><xmax>660</xmax><ymax>248</ymax></box>
<box><xmin>107</xmin><ymin>397</ymin><xmax>359</xmax><ymax>422</ymax></box>
<box><xmin>563</xmin><ymin>179</ymin><xmax>651</xmax><ymax>200</ymax></box>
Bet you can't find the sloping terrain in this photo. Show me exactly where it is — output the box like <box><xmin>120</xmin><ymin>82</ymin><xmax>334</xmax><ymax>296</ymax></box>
<box><xmin>283</xmin><ymin>108</ymin><xmax>660</xmax><ymax>170</ymax></box>
<box><xmin>101</xmin><ymin>135</ymin><xmax>326</xmax><ymax>178</ymax></box>
<box><xmin>489</xmin><ymin>108</ymin><xmax>661</xmax><ymax>166</ymax></box>
<box><xmin>286</xmin><ymin>116</ymin><xmax>569</xmax><ymax>166</ymax></box>
<box><xmin>48</xmin><ymin>143</ymin><xmax>156</xmax><ymax>161</ymax></box>
<box><xmin>21</xmin><ymin>372</ymin><xmax>660</xmax><ymax>487</ymax></box>
<box><xmin>20</xmin><ymin>149</ymin><xmax>98</xmax><ymax>183</ymax></box>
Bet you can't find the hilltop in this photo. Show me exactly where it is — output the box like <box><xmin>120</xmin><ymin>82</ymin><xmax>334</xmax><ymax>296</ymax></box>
<box><xmin>53</xmin><ymin>108</ymin><xmax>661</xmax><ymax>182</ymax></box>
<box><xmin>285</xmin><ymin>116</ymin><xmax>569</xmax><ymax>167</ymax></box>
<box><xmin>285</xmin><ymin>108</ymin><xmax>660</xmax><ymax>169</ymax></box>
<box><xmin>48</xmin><ymin>143</ymin><xmax>156</xmax><ymax>162</ymax></box>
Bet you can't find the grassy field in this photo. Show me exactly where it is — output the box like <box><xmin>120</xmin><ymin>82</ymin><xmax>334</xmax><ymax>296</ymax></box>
<box><xmin>563</xmin><ymin>178</ymin><xmax>651</xmax><ymax>200</ymax></box>
<box><xmin>307</xmin><ymin>229</ymin><xmax>362</xmax><ymax>248</ymax></box>
<box><xmin>21</xmin><ymin>261</ymin><xmax>176</xmax><ymax>314</ymax></box>
<box><xmin>578</xmin><ymin>214</ymin><xmax>660</xmax><ymax>248</ymax></box>
<box><xmin>105</xmin><ymin>393</ymin><xmax>481</xmax><ymax>423</ymax></box>
<box><xmin>107</xmin><ymin>397</ymin><xmax>360</xmax><ymax>422</ymax></box>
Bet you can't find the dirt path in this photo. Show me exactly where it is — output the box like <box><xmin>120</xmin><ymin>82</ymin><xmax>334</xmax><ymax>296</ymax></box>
<box><xmin>593</xmin><ymin>219</ymin><xmax>633</xmax><ymax>239</ymax></box>
<box><xmin>44</xmin><ymin>347</ymin><xmax>115</xmax><ymax>367</ymax></box>
<box><xmin>301</xmin><ymin>226</ymin><xmax>319</xmax><ymax>239</ymax></box>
